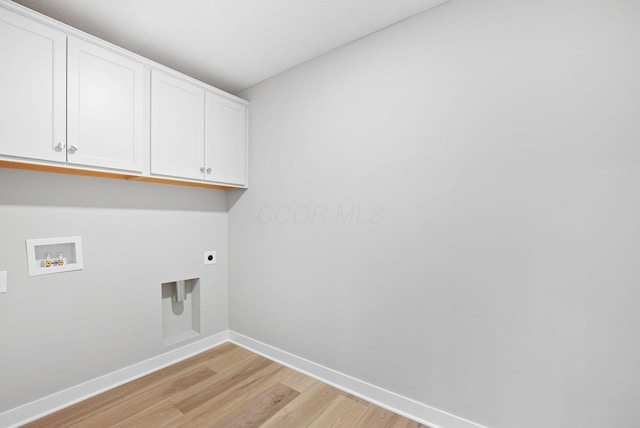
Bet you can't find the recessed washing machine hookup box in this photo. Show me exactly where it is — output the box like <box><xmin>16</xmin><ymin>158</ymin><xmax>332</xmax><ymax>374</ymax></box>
<box><xmin>25</xmin><ymin>236</ymin><xmax>84</xmax><ymax>276</ymax></box>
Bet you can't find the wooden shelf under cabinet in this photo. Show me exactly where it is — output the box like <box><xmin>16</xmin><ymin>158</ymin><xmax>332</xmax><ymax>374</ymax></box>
<box><xmin>0</xmin><ymin>160</ymin><xmax>239</xmax><ymax>190</ymax></box>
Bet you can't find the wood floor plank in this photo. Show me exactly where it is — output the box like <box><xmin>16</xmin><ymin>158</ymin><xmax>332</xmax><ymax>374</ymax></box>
<box><xmin>111</xmin><ymin>400</ymin><xmax>183</xmax><ymax>428</ymax></box>
<box><xmin>68</xmin><ymin>367</ymin><xmax>216</xmax><ymax>427</ymax></box>
<box><xmin>280</xmin><ymin>370</ymin><xmax>318</xmax><ymax>393</ymax></box>
<box><xmin>354</xmin><ymin>406</ymin><xmax>397</xmax><ymax>427</ymax></box>
<box><xmin>164</xmin><ymin>353</ymin><xmax>265</xmax><ymax>412</ymax></box>
<box><xmin>210</xmin><ymin>383</ymin><xmax>299</xmax><ymax>428</ymax></box>
<box><xmin>23</xmin><ymin>343</ymin><xmax>233</xmax><ymax>428</ymax></box>
<box><xmin>205</xmin><ymin>344</ymin><xmax>257</xmax><ymax>373</ymax></box>
<box><xmin>26</xmin><ymin>343</ymin><xmax>430</xmax><ymax>428</ymax></box>
<box><xmin>384</xmin><ymin>414</ymin><xmax>429</xmax><ymax>428</ymax></box>
<box><xmin>171</xmin><ymin>355</ymin><xmax>273</xmax><ymax>414</ymax></box>
<box><xmin>260</xmin><ymin>381</ymin><xmax>343</xmax><ymax>427</ymax></box>
<box><xmin>165</xmin><ymin>363</ymin><xmax>294</xmax><ymax>427</ymax></box>
<box><xmin>308</xmin><ymin>394</ymin><xmax>369</xmax><ymax>427</ymax></box>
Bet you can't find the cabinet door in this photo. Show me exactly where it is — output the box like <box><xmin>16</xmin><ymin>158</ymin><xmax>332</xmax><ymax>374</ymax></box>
<box><xmin>204</xmin><ymin>92</ymin><xmax>248</xmax><ymax>186</ymax></box>
<box><xmin>0</xmin><ymin>7</ymin><xmax>66</xmax><ymax>162</ymax></box>
<box><xmin>67</xmin><ymin>37</ymin><xmax>144</xmax><ymax>172</ymax></box>
<box><xmin>151</xmin><ymin>70</ymin><xmax>204</xmax><ymax>180</ymax></box>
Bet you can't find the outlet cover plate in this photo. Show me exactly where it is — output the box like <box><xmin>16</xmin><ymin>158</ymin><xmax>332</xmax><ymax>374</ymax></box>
<box><xmin>204</xmin><ymin>251</ymin><xmax>216</xmax><ymax>265</ymax></box>
<box><xmin>0</xmin><ymin>271</ymin><xmax>6</xmax><ymax>293</ymax></box>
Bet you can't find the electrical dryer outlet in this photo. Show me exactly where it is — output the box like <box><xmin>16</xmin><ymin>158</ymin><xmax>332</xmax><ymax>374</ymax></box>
<box><xmin>204</xmin><ymin>251</ymin><xmax>216</xmax><ymax>265</ymax></box>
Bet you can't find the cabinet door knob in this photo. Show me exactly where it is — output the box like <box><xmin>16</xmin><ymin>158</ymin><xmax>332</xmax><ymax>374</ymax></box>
<box><xmin>54</xmin><ymin>143</ymin><xmax>65</xmax><ymax>152</ymax></box>
<box><xmin>200</xmin><ymin>167</ymin><xmax>205</xmax><ymax>173</ymax></box>
<box><xmin>68</xmin><ymin>145</ymin><xmax>79</xmax><ymax>154</ymax></box>
<box><xmin>206</xmin><ymin>168</ymin><xmax>212</xmax><ymax>174</ymax></box>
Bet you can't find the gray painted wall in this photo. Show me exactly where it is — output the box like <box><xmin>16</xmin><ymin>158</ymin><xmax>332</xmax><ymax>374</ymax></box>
<box><xmin>0</xmin><ymin>169</ymin><xmax>229</xmax><ymax>411</ymax></box>
<box><xmin>230</xmin><ymin>0</ymin><xmax>640</xmax><ymax>427</ymax></box>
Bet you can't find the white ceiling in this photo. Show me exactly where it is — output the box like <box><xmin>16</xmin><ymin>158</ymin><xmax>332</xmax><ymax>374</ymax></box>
<box><xmin>12</xmin><ymin>0</ymin><xmax>448</xmax><ymax>94</ymax></box>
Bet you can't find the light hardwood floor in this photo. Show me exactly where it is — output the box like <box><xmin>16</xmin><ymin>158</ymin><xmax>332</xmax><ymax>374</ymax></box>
<box><xmin>24</xmin><ymin>343</ymin><xmax>427</xmax><ymax>428</ymax></box>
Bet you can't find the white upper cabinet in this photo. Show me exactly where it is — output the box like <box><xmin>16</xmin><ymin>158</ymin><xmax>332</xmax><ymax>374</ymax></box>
<box><xmin>205</xmin><ymin>92</ymin><xmax>248</xmax><ymax>186</ymax></box>
<box><xmin>0</xmin><ymin>3</ymin><xmax>248</xmax><ymax>189</ymax></box>
<box><xmin>151</xmin><ymin>70</ymin><xmax>205</xmax><ymax>181</ymax></box>
<box><xmin>0</xmin><ymin>7</ymin><xmax>66</xmax><ymax>162</ymax></box>
<box><xmin>151</xmin><ymin>81</ymin><xmax>249</xmax><ymax>186</ymax></box>
<box><xmin>67</xmin><ymin>37</ymin><xmax>144</xmax><ymax>172</ymax></box>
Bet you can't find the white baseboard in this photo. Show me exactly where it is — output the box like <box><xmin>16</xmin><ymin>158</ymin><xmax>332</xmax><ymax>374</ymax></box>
<box><xmin>229</xmin><ymin>331</ymin><xmax>486</xmax><ymax>428</ymax></box>
<box><xmin>1</xmin><ymin>330</ymin><xmax>485</xmax><ymax>428</ymax></box>
<box><xmin>0</xmin><ymin>331</ymin><xmax>229</xmax><ymax>428</ymax></box>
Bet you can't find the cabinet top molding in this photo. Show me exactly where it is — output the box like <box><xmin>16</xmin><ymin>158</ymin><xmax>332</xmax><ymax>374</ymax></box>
<box><xmin>0</xmin><ymin>0</ymin><xmax>249</xmax><ymax>106</ymax></box>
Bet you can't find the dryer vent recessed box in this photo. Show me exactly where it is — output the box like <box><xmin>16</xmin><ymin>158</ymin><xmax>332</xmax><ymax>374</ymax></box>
<box><xmin>26</xmin><ymin>236</ymin><xmax>84</xmax><ymax>276</ymax></box>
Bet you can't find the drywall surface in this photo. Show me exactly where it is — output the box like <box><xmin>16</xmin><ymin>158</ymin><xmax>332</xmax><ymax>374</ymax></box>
<box><xmin>230</xmin><ymin>0</ymin><xmax>640</xmax><ymax>427</ymax></box>
<box><xmin>0</xmin><ymin>169</ymin><xmax>228</xmax><ymax>411</ymax></box>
